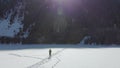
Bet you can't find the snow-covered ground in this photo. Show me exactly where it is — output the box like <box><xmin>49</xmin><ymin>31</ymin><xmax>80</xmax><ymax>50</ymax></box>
<box><xmin>0</xmin><ymin>44</ymin><xmax>120</xmax><ymax>68</ymax></box>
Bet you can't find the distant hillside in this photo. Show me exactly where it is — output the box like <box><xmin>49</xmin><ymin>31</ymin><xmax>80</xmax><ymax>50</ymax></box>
<box><xmin>0</xmin><ymin>0</ymin><xmax>120</xmax><ymax>44</ymax></box>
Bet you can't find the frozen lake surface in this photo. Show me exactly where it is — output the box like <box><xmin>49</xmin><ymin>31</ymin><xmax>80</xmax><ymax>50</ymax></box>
<box><xmin>0</xmin><ymin>44</ymin><xmax>120</xmax><ymax>68</ymax></box>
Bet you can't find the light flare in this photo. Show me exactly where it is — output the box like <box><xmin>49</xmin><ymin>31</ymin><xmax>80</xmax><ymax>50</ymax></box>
<box><xmin>52</xmin><ymin>0</ymin><xmax>82</xmax><ymax>5</ymax></box>
<box><xmin>52</xmin><ymin>0</ymin><xmax>71</xmax><ymax>3</ymax></box>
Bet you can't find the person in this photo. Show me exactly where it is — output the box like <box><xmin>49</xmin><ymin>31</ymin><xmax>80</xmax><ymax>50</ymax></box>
<box><xmin>49</xmin><ymin>49</ymin><xmax>52</xmax><ymax>58</ymax></box>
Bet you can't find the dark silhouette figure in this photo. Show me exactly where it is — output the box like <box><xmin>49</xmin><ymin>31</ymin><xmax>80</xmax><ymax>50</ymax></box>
<box><xmin>49</xmin><ymin>49</ymin><xmax>52</xmax><ymax>58</ymax></box>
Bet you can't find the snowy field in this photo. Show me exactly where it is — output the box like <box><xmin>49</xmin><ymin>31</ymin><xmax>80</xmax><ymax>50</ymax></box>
<box><xmin>0</xmin><ymin>44</ymin><xmax>120</xmax><ymax>68</ymax></box>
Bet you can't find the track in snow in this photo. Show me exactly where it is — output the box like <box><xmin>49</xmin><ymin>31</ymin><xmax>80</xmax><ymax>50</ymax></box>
<box><xmin>9</xmin><ymin>53</ymin><xmax>43</xmax><ymax>59</ymax></box>
<box><xmin>27</xmin><ymin>48</ymin><xmax>65</xmax><ymax>68</ymax></box>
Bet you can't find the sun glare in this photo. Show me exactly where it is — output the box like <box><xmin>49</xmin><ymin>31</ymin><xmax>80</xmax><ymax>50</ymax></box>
<box><xmin>51</xmin><ymin>0</ymin><xmax>81</xmax><ymax>8</ymax></box>
<box><xmin>52</xmin><ymin>0</ymin><xmax>73</xmax><ymax>5</ymax></box>
<box><xmin>52</xmin><ymin>0</ymin><xmax>67</xmax><ymax>3</ymax></box>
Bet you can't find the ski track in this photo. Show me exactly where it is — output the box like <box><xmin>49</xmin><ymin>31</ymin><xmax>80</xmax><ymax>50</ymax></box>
<box><xmin>27</xmin><ymin>48</ymin><xmax>65</xmax><ymax>68</ymax></box>
<box><xmin>9</xmin><ymin>53</ymin><xmax>43</xmax><ymax>59</ymax></box>
<box><xmin>52</xmin><ymin>57</ymin><xmax>61</xmax><ymax>68</ymax></box>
